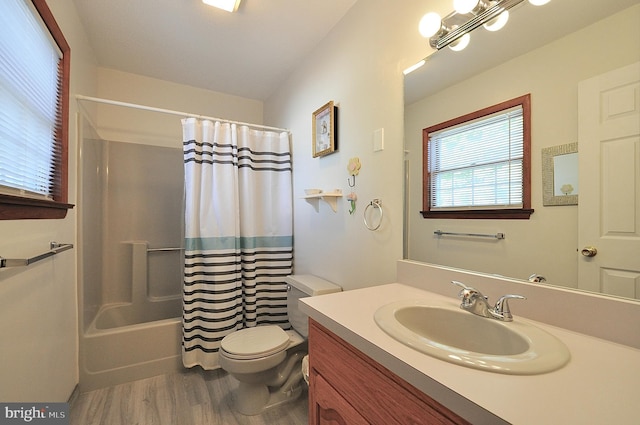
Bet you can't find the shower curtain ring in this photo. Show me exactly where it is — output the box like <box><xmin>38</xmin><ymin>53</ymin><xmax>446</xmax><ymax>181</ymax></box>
<box><xmin>348</xmin><ymin>175</ymin><xmax>356</xmax><ymax>187</ymax></box>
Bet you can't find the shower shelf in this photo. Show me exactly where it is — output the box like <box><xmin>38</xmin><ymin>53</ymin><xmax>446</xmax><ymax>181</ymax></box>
<box><xmin>303</xmin><ymin>190</ymin><xmax>343</xmax><ymax>212</ymax></box>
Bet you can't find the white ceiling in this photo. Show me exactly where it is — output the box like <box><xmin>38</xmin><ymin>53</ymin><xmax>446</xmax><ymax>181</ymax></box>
<box><xmin>72</xmin><ymin>0</ymin><xmax>358</xmax><ymax>101</ymax></box>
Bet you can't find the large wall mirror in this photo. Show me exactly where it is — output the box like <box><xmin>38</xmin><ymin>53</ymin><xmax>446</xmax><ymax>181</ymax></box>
<box><xmin>404</xmin><ymin>0</ymin><xmax>640</xmax><ymax>300</ymax></box>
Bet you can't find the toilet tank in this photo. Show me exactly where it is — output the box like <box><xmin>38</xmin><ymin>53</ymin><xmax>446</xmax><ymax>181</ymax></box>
<box><xmin>286</xmin><ymin>274</ymin><xmax>341</xmax><ymax>337</ymax></box>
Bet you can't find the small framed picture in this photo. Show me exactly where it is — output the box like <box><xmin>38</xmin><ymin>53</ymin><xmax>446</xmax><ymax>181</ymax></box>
<box><xmin>312</xmin><ymin>101</ymin><xmax>338</xmax><ymax>158</ymax></box>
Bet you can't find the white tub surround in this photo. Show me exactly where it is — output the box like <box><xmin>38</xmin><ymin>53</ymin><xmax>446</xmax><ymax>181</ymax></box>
<box><xmin>300</xmin><ymin>263</ymin><xmax>640</xmax><ymax>424</ymax></box>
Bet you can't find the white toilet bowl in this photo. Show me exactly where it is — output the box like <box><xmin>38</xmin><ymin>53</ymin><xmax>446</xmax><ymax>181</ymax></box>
<box><xmin>218</xmin><ymin>274</ymin><xmax>342</xmax><ymax>415</ymax></box>
<box><xmin>219</xmin><ymin>326</ymin><xmax>306</xmax><ymax>415</ymax></box>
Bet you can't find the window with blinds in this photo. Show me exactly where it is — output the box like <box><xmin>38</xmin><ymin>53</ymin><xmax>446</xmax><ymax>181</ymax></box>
<box><xmin>0</xmin><ymin>0</ymin><xmax>71</xmax><ymax>219</ymax></box>
<box><xmin>422</xmin><ymin>95</ymin><xmax>533</xmax><ymax>219</ymax></box>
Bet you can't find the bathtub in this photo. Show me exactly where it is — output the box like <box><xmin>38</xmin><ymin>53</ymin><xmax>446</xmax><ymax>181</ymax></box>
<box><xmin>78</xmin><ymin>242</ymin><xmax>185</xmax><ymax>392</ymax></box>
<box><xmin>79</xmin><ymin>298</ymin><xmax>184</xmax><ymax>392</ymax></box>
<box><xmin>93</xmin><ymin>297</ymin><xmax>181</xmax><ymax>330</ymax></box>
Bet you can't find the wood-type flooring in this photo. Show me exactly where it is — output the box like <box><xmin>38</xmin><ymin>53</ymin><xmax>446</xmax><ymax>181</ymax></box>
<box><xmin>69</xmin><ymin>368</ymin><xmax>308</xmax><ymax>425</ymax></box>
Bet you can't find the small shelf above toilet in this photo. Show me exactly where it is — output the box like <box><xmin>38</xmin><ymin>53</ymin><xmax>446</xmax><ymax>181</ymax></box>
<box><xmin>303</xmin><ymin>189</ymin><xmax>343</xmax><ymax>212</ymax></box>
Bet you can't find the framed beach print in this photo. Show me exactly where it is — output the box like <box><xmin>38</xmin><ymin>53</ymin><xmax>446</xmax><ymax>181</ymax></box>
<box><xmin>312</xmin><ymin>101</ymin><xmax>338</xmax><ymax>157</ymax></box>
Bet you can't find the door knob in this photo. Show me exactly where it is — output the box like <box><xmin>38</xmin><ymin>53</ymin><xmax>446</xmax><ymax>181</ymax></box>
<box><xmin>581</xmin><ymin>246</ymin><xmax>597</xmax><ymax>257</ymax></box>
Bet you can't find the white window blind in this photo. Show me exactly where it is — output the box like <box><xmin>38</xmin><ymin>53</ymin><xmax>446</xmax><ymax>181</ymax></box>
<box><xmin>428</xmin><ymin>105</ymin><xmax>524</xmax><ymax>210</ymax></box>
<box><xmin>0</xmin><ymin>0</ymin><xmax>63</xmax><ymax>200</ymax></box>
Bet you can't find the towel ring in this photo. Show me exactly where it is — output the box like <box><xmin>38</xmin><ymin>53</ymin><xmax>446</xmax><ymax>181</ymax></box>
<box><xmin>363</xmin><ymin>199</ymin><xmax>383</xmax><ymax>231</ymax></box>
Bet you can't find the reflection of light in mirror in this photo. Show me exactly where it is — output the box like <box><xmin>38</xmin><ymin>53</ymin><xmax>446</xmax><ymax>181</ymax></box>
<box><xmin>403</xmin><ymin>60</ymin><xmax>426</xmax><ymax>75</ymax></box>
<box><xmin>449</xmin><ymin>32</ymin><xmax>471</xmax><ymax>51</ymax></box>
<box><xmin>529</xmin><ymin>0</ymin><xmax>551</xmax><ymax>5</ymax></box>
<box><xmin>484</xmin><ymin>10</ymin><xmax>509</xmax><ymax>31</ymax></box>
<box><xmin>454</xmin><ymin>0</ymin><xmax>482</xmax><ymax>14</ymax></box>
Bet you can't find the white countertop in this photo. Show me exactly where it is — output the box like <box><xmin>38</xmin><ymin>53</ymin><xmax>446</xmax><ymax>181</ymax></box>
<box><xmin>300</xmin><ymin>283</ymin><xmax>640</xmax><ymax>425</ymax></box>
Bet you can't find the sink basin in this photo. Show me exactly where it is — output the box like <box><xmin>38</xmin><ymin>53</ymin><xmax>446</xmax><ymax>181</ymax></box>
<box><xmin>374</xmin><ymin>300</ymin><xmax>570</xmax><ymax>375</ymax></box>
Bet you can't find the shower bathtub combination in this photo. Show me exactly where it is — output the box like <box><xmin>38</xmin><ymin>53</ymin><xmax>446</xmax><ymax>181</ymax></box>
<box><xmin>78</xmin><ymin>117</ymin><xmax>185</xmax><ymax>391</ymax></box>
<box><xmin>76</xmin><ymin>95</ymin><xmax>292</xmax><ymax>392</ymax></box>
<box><xmin>79</xmin><ymin>242</ymin><xmax>184</xmax><ymax>392</ymax></box>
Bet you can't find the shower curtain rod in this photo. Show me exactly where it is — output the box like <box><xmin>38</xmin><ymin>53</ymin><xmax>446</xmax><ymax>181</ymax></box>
<box><xmin>75</xmin><ymin>95</ymin><xmax>290</xmax><ymax>133</ymax></box>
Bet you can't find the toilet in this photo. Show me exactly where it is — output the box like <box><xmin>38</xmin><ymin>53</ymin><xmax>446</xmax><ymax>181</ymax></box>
<box><xmin>219</xmin><ymin>274</ymin><xmax>341</xmax><ymax>415</ymax></box>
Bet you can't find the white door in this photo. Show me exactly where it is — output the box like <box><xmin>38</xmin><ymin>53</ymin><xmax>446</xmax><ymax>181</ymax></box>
<box><xmin>578</xmin><ymin>62</ymin><xmax>640</xmax><ymax>299</ymax></box>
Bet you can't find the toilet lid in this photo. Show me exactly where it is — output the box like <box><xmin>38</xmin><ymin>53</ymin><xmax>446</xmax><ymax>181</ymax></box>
<box><xmin>220</xmin><ymin>325</ymin><xmax>290</xmax><ymax>360</ymax></box>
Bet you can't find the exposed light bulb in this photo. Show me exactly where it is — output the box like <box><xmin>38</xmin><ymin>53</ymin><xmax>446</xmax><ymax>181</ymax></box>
<box><xmin>449</xmin><ymin>32</ymin><xmax>471</xmax><ymax>51</ymax></box>
<box><xmin>419</xmin><ymin>12</ymin><xmax>443</xmax><ymax>38</ymax></box>
<box><xmin>528</xmin><ymin>0</ymin><xmax>551</xmax><ymax>5</ymax></box>
<box><xmin>453</xmin><ymin>0</ymin><xmax>480</xmax><ymax>15</ymax></box>
<box><xmin>483</xmin><ymin>10</ymin><xmax>509</xmax><ymax>31</ymax></box>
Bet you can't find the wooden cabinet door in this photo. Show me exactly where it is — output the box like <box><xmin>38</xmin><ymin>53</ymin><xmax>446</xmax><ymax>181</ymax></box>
<box><xmin>310</xmin><ymin>371</ymin><xmax>370</xmax><ymax>425</ymax></box>
<box><xmin>308</xmin><ymin>319</ymin><xmax>471</xmax><ymax>425</ymax></box>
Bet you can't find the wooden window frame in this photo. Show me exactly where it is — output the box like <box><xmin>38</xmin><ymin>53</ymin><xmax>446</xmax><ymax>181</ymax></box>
<box><xmin>0</xmin><ymin>0</ymin><xmax>73</xmax><ymax>220</ymax></box>
<box><xmin>421</xmin><ymin>94</ymin><xmax>533</xmax><ymax>220</ymax></box>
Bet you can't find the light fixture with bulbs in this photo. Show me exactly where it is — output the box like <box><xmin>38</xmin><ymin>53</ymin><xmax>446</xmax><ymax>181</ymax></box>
<box><xmin>419</xmin><ymin>0</ymin><xmax>551</xmax><ymax>52</ymax></box>
<box><xmin>202</xmin><ymin>0</ymin><xmax>242</xmax><ymax>13</ymax></box>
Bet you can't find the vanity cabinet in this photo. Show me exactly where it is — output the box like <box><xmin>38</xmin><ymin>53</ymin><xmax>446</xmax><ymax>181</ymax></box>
<box><xmin>308</xmin><ymin>319</ymin><xmax>470</xmax><ymax>425</ymax></box>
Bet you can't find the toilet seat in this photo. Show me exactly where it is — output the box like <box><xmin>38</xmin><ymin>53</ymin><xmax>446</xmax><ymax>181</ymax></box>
<box><xmin>220</xmin><ymin>325</ymin><xmax>290</xmax><ymax>360</ymax></box>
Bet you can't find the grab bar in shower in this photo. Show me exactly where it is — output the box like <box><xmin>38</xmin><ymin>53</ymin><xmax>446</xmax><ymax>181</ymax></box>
<box><xmin>434</xmin><ymin>230</ymin><xmax>505</xmax><ymax>240</ymax></box>
<box><xmin>0</xmin><ymin>242</ymin><xmax>74</xmax><ymax>269</ymax></box>
<box><xmin>146</xmin><ymin>247</ymin><xmax>184</xmax><ymax>252</ymax></box>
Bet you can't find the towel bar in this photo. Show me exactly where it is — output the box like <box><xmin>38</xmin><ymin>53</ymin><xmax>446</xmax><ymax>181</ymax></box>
<box><xmin>147</xmin><ymin>247</ymin><xmax>184</xmax><ymax>252</ymax></box>
<box><xmin>434</xmin><ymin>230</ymin><xmax>505</xmax><ymax>240</ymax></box>
<box><xmin>0</xmin><ymin>242</ymin><xmax>74</xmax><ymax>268</ymax></box>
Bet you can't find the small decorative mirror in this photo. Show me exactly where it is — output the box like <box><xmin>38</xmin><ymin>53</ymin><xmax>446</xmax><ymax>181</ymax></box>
<box><xmin>542</xmin><ymin>142</ymin><xmax>578</xmax><ymax>206</ymax></box>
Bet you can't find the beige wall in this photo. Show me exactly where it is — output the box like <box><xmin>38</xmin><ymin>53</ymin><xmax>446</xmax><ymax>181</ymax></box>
<box><xmin>404</xmin><ymin>6</ymin><xmax>640</xmax><ymax>287</ymax></box>
<box><xmin>263</xmin><ymin>0</ymin><xmax>434</xmax><ymax>290</ymax></box>
<box><xmin>0</xmin><ymin>0</ymin><xmax>97</xmax><ymax>402</ymax></box>
<box><xmin>91</xmin><ymin>68</ymin><xmax>264</xmax><ymax>148</ymax></box>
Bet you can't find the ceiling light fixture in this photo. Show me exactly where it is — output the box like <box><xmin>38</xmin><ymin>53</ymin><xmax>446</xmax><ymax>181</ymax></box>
<box><xmin>202</xmin><ymin>0</ymin><xmax>241</xmax><ymax>13</ymax></box>
<box><xmin>419</xmin><ymin>0</ymin><xmax>551</xmax><ymax>52</ymax></box>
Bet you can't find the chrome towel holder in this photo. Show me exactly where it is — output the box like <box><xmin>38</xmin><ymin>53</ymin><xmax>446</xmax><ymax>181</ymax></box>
<box><xmin>434</xmin><ymin>230</ymin><xmax>505</xmax><ymax>240</ymax></box>
<box><xmin>364</xmin><ymin>199</ymin><xmax>383</xmax><ymax>231</ymax></box>
<box><xmin>0</xmin><ymin>241</ymin><xmax>74</xmax><ymax>269</ymax></box>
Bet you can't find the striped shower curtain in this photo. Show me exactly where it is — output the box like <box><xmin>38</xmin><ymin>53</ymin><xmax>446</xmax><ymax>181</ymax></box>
<box><xmin>181</xmin><ymin>118</ymin><xmax>293</xmax><ymax>369</ymax></box>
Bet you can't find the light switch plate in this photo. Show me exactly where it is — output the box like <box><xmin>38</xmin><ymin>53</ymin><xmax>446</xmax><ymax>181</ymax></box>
<box><xmin>373</xmin><ymin>128</ymin><xmax>384</xmax><ymax>152</ymax></box>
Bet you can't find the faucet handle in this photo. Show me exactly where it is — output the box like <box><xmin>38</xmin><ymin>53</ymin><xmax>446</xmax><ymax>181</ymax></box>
<box><xmin>451</xmin><ymin>281</ymin><xmax>482</xmax><ymax>307</ymax></box>
<box><xmin>451</xmin><ymin>280</ymin><xmax>472</xmax><ymax>290</ymax></box>
<box><xmin>494</xmin><ymin>294</ymin><xmax>526</xmax><ymax>321</ymax></box>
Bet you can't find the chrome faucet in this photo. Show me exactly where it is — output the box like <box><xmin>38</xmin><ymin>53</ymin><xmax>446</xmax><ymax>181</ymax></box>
<box><xmin>528</xmin><ymin>273</ymin><xmax>547</xmax><ymax>283</ymax></box>
<box><xmin>451</xmin><ymin>281</ymin><xmax>525</xmax><ymax>322</ymax></box>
